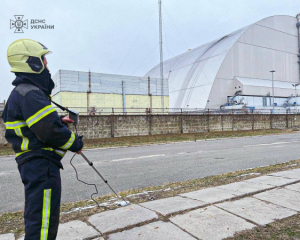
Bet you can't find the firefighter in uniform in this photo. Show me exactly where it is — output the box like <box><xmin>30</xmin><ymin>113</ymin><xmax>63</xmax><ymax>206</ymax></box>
<box><xmin>2</xmin><ymin>39</ymin><xmax>84</xmax><ymax>239</ymax></box>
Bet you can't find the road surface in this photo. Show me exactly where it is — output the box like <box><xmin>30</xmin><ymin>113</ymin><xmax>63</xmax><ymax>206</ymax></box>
<box><xmin>1</xmin><ymin>133</ymin><xmax>300</xmax><ymax>213</ymax></box>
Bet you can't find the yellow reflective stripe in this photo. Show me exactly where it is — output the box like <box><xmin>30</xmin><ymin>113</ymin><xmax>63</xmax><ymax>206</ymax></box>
<box><xmin>60</xmin><ymin>132</ymin><xmax>75</xmax><ymax>150</ymax></box>
<box><xmin>41</xmin><ymin>189</ymin><xmax>51</xmax><ymax>240</ymax></box>
<box><xmin>16</xmin><ymin>150</ymin><xmax>31</xmax><ymax>157</ymax></box>
<box><xmin>26</xmin><ymin>105</ymin><xmax>56</xmax><ymax>128</ymax></box>
<box><xmin>14</xmin><ymin>127</ymin><xmax>29</xmax><ymax>151</ymax></box>
<box><xmin>54</xmin><ymin>150</ymin><xmax>66</xmax><ymax>157</ymax></box>
<box><xmin>41</xmin><ymin>148</ymin><xmax>54</xmax><ymax>151</ymax></box>
<box><xmin>5</xmin><ymin>121</ymin><xmax>27</xmax><ymax>129</ymax></box>
<box><xmin>16</xmin><ymin>148</ymin><xmax>56</xmax><ymax>157</ymax></box>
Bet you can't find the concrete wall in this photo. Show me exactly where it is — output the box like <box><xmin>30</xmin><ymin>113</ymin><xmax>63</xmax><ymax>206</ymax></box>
<box><xmin>1</xmin><ymin>114</ymin><xmax>299</xmax><ymax>144</ymax></box>
<box><xmin>0</xmin><ymin>119</ymin><xmax>6</xmax><ymax>144</ymax></box>
<box><xmin>67</xmin><ymin>114</ymin><xmax>300</xmax><ymax>140</ymax></box>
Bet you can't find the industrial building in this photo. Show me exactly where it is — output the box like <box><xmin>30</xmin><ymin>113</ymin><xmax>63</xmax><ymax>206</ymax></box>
<box><xmin>146</xmin><ymin>15</ymin><xmax>300</xmax><ymax>112</ymax></box>
<box><xmin>52</xmin><ymin>70</ymin><xmax>169</xmax><ymax>114</ymax></box>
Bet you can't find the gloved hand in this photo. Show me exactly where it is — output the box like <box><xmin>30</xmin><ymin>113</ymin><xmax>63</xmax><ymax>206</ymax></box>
<box><xmin>62</xmin><ymin>115</ymin><xmax>74</xmax><ymax>124</ymax></box>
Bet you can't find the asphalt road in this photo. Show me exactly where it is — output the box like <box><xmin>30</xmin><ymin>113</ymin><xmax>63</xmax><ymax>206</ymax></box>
<box><xmin>1</xmin><ymin>133</ymin><xmax>300</xmax><ymax>213</ymax></box>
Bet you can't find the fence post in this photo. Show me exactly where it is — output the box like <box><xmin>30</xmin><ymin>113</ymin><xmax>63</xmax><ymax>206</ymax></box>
<box><xmin>180</xmin><ymin>108</ymin><xmax>183</xmax><ymax>134</ymax></box>
<box><xmin>221</xmin><ymin>114</ymin><xmax>224</xmax><ymax>131</ymax></box>
<box><xmin>270</xmin><ymin>110</ymin><xmax>273</xmax><ymax>129</ymax></box>
<box><xmin>111</xmin><ymin>108</ymin><xmax>114</xmax><ymax>138</ymax></box>
<box><xmin>232</xmin><ymin>112</ymin><xmax>234</xmax><ymax>131</ymax></box>
<box><xmin>149</xmin><ymin>114</ymin><xmax>152</xmax><ymax>135</ymax></box>
<box><xmin>207</xmin><ymin>109</ymin><xmax>210</xmax><ymax>132</ymax></box>
<box><xmin>252</xmin><ymin>112</ymin><xmax>255</xmax><ymax>130</ymax></box>
<box><xmin>286</xmin><ymin>109</ymin><xmax>288</xmax><ymax>129</ymax></box>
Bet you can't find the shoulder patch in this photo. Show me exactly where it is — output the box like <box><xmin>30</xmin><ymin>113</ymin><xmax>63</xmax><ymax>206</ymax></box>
<box><xmin>15</xmin><ymin>84</ymin><xmax>39</xmax><ymax>96</ymax></box>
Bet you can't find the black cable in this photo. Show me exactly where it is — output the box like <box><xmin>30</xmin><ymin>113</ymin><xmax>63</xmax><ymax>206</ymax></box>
<box><xmin>70</xmin><ymin>124</ymin><xmax>113</xmax><ymax>210</ymax></box>
<box><xmin>70</xmin><ymin>153</ymin><xmax>101</xmax><ymax>208</ymax></box>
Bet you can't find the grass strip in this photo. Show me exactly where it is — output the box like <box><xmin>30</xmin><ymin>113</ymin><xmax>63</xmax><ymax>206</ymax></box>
<box><xmin>1</xmin><ymin>157</ymin><xmax>300</xmax><ymax>237</ymax></box>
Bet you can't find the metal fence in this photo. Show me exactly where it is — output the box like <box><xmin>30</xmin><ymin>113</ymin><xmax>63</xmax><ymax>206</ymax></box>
<box><xmin>53</xmin><ymin>107</ymin><xmax>300</xmax><ymax>116</ymax></box>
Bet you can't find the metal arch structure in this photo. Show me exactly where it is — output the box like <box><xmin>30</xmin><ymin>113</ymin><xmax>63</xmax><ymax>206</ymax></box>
<box><xmin>145</xmin><ymin>15</ymin><xmax>300</xmax><ymax>110</ymax></box>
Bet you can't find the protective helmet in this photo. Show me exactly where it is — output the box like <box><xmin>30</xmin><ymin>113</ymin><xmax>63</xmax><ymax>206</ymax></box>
<box><xmin>7</xmin><ymin>39</ymin><xmax>51</xmax><ymax>74</ymax></box>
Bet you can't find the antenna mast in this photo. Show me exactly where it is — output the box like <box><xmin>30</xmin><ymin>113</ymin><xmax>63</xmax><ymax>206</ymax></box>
<box><xmin>159</xmin><ymin>0</ymin><xmax>164</xmax><ymax>113</ymax></box>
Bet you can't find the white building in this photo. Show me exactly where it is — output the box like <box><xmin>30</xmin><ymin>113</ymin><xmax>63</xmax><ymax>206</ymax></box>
<box><xmin>146</xmin><ymin>15</ymin><xmax>300</xmax><ymax>111</ymax></box>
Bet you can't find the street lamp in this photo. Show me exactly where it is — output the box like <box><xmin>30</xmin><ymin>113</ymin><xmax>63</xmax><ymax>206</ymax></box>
<box><xmin>292</xmin><ymin>83</ymin><xmax>299</xmax><ymax>113</ymax></box>
<box><xmin>270</xmin><ymin>70</ymin><xmax>276</xmax><ymax>111</ymax></box>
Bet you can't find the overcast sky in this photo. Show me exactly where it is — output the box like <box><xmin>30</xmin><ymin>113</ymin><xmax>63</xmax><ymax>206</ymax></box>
<box><xmin>0</xmin><ymin>0</ymin><xmax>299</xmax><ymax>101</ymax></box>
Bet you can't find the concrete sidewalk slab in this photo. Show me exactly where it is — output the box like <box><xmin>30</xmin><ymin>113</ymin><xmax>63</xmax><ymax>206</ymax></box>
<box><xmin>244</xmin><ymin>175</ymin><xmax>297</xmax><ymax>187</ymax></box>
<box><xmin>285</xmin><ymin>182</ymin><xmax>300</xmax><ymax>192</ymax></box>
<box><xmin>0</xmin><ymin>233</ymin><xmax>14</xmax><ymax>240</ymax></box>
<box><xmin>216</xmin><ymin>181</ymin><xmax>273</xmax><ymax>194</ymax></box>
<box><xmin>170</xmin><ymin>206</ymin><xmax>255</xmax><ymax>240</ymax></box>
<box><xmin>254</xmin><ymin>188</ymin><xmax>300</xmax><ymax>211</ymax></box>
<box><xmin>88</xmin><ymin>204</ymin><xmax>158</xmax><ymax>233</ymax></box>
<box><xmin>56</xmin><ymin>220</ymin><xmax>100</xmax><ymax>240</ymax></box>
<box><xmin>17</xmin><ymin>220</ymin><xmax>100</xmax><ymax>240</ymax></box>
<box><xmin>92</xmin><ymin>238</ymin><xmax>105</xmax><ymax>240</ymax></box>
<box><xmin>180</xmin><ymin>187</ymin><xmax>243</xmax><ymax>203</ymax></box>
<box><xmin>217</xmin><ymin>197</ymin><xmax>297</xmax><ymax>226</ymax></box>
<box><xmin>268</xmin><ymin>170</ymin><xmax>300</xmax><ymax>180</ymax></box>
<box><xmin>108</xmin><ymin>221</ymin><xmax>196</xmax><ymax>240</ymax></box>
<box><xmin>140</xmin><ymin>196</ymin><xmax>206</xmax><ymax>216</ymax></box>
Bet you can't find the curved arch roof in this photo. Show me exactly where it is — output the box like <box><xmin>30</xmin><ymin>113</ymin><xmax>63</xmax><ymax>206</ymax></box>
<box><xmin>145</xmin><ymin>25</ymin><xmax>250</xmax><ymax>109</ymax></box>
<box><xmin>145</xmin><ymin>15</ymin><xmax>298</xmax><ymax>109</ymax></box>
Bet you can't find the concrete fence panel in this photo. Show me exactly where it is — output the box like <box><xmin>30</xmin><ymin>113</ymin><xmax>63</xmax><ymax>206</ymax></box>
<box><xmin>0</xmin><ymin>114</ymin><xmax>297</xmax><ymax>144</ymax></box>
<box><xmin>182</xmin><ymin>115</ymin><xmax>208</xmax><ymax>133</ymax></box>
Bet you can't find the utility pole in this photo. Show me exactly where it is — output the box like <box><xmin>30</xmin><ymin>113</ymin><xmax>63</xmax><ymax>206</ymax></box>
<box><xmin>292</xmin><ymin>83</ymin><xmax>299</xmax><ymax>113</ymax></box>
<box><xmin>159</xmin><ymin>0</ymin><xmax>164</xmax><ymax>113</ymax></box>
<box><xmin>87</xmin><ymin>70</ymin><xmax>91</xmax><ymax>115</ymax></box>
<box><xmin>270</xmin><ymin>70</ymin><xmax>276</xmax><ymax>111</ymax></box>
<box><xmin>296</xmin><ymin>14</ymin><xmax>300</xmax><ymax>84</ymax></box>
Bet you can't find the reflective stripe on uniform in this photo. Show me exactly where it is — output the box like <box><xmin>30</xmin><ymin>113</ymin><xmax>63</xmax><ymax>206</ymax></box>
<box><xmin>54</xmin><ymin>150</ymin><xmax>66</xmax><ymax>157</ymax></box>
<box><xmin>41</xmin><ymin>148</ymin><xmax>54</xmax><ymax>151</ymax></box>
<box><xmin>26</xmin><ymin>105</ymin><xmax>56</xmax><ymax>128</ymax></box>
<box><xmin>41</xmin><ymin>189</ymin><xmax>52</xmax><ymax>240</ymax></box>
<box><xmin>14</xmin><ymin>127</ymin><xmax>29</xmax><ymax>151</ymax></box>
<box><xmin>60</xmin><ymin>132</ymin><xmax>75</xmax><ymax>150</ymax></box>
<box><xmin>16</xmin><ymin>148</ymin><xmax>53</xmax><ymax>157</ymax></box>
<box><xmin>16</xmin><ymin>150</ymin><xmax>31</xmax><ymax>157</ymax></box>
<box><xmin>5</xmin><ymin>121</ymin><xmax>27</xmax><ymax>129</ymax></box>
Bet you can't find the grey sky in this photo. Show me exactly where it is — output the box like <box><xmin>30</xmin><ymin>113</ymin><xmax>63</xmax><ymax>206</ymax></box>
<box><xmin>0</xmin><ymin>0</ymin><xmax>299</xmax><ymax>101</ymax></box>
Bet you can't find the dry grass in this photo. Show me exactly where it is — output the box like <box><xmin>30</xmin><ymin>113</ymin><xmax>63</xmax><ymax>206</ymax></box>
<box><xmin>82</xmin><ymin>129</ymin><xmax>289</xmax><ymax>149</ymax></box>
<box><xmin>226</xmin><ymin>214</ymin><xmax>300</xmax><ymax>240</ymax></box>
<box><xmin>0</xmin><ymin>143</ymin><xmax>14</xmax><ymax>156</ymax></box>
<box><xmin>1</xmin><ymin>158</ymin><xmax>300</xmax><ymax>236</ymax></box>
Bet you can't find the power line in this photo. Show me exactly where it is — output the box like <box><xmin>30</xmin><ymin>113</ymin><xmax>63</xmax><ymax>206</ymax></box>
<box><xmin>162</xmin><ymin>3</ymin><xmax>189</xmax><ymax>49</ymax></box>
<box><xmin>115</xmin><ymin>6</ymin><xmax>157</xmax><ymax>74</ymax></box>
<box><xmin>130</xmin><ymin>44</ymin><xmax>159</xmax><ymax>75</ymax></box>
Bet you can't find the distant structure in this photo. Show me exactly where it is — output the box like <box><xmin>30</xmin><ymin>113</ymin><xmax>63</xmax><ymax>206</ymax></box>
<box><xmin>146</xmin><ymin>15</ymin><xmax>300</xmax><ymax>112</ymax></box>
<box><xmin>52</xmin><ymin>70</ymin><xmax>169</xmax><ymax>114</ymax></box>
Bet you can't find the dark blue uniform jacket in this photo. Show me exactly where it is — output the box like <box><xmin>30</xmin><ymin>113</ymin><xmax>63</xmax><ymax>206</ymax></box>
<box><xmin>1</xmin><ymin>69</ymin><xmax>83</xmax><ymax>168</ymax></box>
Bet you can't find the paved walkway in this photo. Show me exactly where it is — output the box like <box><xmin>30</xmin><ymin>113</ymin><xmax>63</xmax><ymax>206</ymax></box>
<box><xmin>2</xmin><ymin>168</ymin><xmax>300</xmax><ymax>240</ymax></box>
